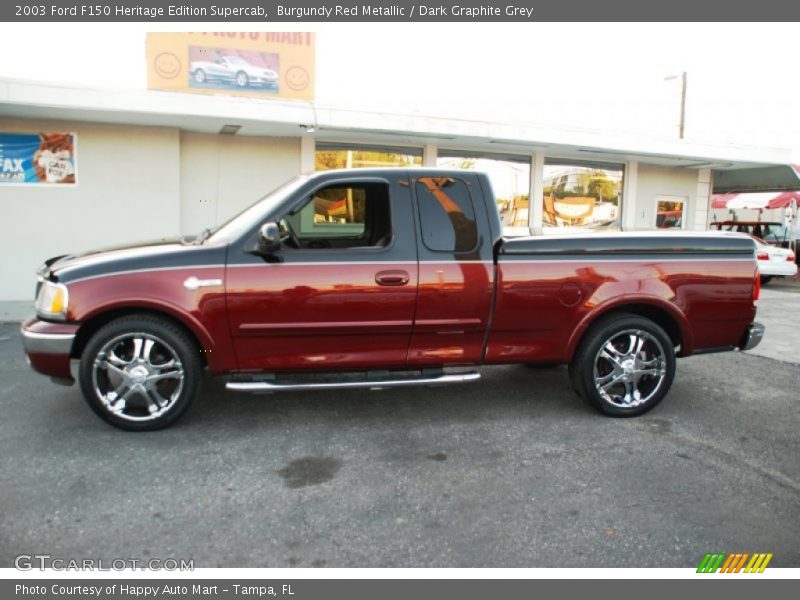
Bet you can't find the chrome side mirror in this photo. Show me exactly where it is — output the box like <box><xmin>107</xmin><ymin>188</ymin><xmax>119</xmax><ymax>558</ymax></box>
<box><xmin>257</xmin><ymin>222</ymin><xmax>281</xmax><ymax>254</ymax></box>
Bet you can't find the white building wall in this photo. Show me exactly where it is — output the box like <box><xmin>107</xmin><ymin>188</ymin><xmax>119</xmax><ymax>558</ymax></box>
<box><xmin>0</xmin><ymin>119</ymin><xmax>301</xmax><ymax>306</ymax></box>
<box><xmin>179</xmin><ymin>132</ymin><xmax>300</xmax><ymax>235</ymax></box>
<box><xmin>633</xmin><ymin>164</ymin><xmax>701</xmax><ymax>230</ymax></box>
<box><xmin>0</xmin><ymin>118</ymin><xmax>180</xmax><ymax>304</ymax></box>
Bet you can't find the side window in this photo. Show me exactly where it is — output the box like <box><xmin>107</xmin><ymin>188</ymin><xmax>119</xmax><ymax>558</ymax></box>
<box><xmin>285</xmin><ymin>182</ymin><xmax>392</xmax><ymax>249</ymax></box>
<box><xmin>416</xmin><ymin>176</ymin><xmax>478</xmax><ymax>252</ymax></box>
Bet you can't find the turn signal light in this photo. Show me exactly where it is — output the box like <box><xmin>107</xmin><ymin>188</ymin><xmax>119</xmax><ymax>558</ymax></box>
<box><xmin>753</xmin><ymin>271</ymin><xmax>761</xmax><ymax>303</ymax></box>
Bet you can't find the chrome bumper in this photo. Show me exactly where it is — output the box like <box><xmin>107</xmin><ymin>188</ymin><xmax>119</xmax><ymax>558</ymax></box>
<box><xmin>741</xmin><ymin>322</ymin><xmax>765</xmax><ymax>351</ymax></box>
<box><xmin>21</xmin><ymin>326</ymin><xmax>76</xmax><ymax>354</ymax></box>
<box><xmin>21</xmin><ymin>318</ymin><xmax>78</xmax><ymax>384</ymax></box>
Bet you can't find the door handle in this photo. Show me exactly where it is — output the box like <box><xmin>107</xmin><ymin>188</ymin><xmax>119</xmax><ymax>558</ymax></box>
<box><xmin>375</xmin><ymin>269</ymin><xmax>410</xmax><ymax>286</ymax></box>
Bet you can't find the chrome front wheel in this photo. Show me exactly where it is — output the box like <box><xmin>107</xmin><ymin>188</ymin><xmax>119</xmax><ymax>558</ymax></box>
<box><xmin>79</xmin><ymin>315</ymin><xmax>201</xmax><ymax>430</ymax></box>
<box><xmin>92</xmin><ymin>333</ymin><xmax>185</xmax><ymax>422</ymax></box>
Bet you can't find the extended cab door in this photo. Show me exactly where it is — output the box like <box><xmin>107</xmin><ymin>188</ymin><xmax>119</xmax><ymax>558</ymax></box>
<box><xmin>225</xmin><ymin>174</ymin><xmax>419</xmax><ymax>372</ymax></box>
<box><xmin>407</xmin><ymin>173</ymin><xmax>496</xmax><ymax>366</ymax></box>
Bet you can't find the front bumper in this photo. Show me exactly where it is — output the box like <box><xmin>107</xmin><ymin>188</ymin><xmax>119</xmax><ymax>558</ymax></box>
<box><xmin>740</xmin><ymin>322</ymin><xmax>765</xmax><ymax>351</ymax></box>
<box><xmin>21</xmin><ymin>318</ymin><xmax>79</xmax><ymax>384</ymax></box>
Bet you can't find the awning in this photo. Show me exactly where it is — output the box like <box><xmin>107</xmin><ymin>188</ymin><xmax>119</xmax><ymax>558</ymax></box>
<box><xmin>713</xmin><ymin>164</ymin><xmax>800</xmax><ymax>193</ymax></box>
<box><xmin>711</xmin><ymin>191</ymin><xmax>800</xmax><ymax>210</ymax></box>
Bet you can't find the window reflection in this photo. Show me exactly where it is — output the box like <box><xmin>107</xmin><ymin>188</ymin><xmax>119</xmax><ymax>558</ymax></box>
<box><xmin>416</xmin><ymin>176</ymin><xmax>478</xmax><ymax>253</ymax></box>
<box><xmin>437</xmin><ymin>154</ymin><xmax>530</xmax><ymax>229</ymax></box>
<box><xmin>316</xmin><ymin>145</ymin><xmax>422</xmax><ymax>170</ymax></box>
<box><xmin>543</xmin><ymin>162</ymin><xmax>624</xmax><ymax>230</ymax></box>
<box><xmin>656</xmin><ymin>199</ymin><xmax>685</xmax><ymax>229</ymax></box>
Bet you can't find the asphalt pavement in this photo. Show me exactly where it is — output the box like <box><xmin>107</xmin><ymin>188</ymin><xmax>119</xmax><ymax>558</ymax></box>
<box><xmin>1</xmin><ymin>293</ymin><xmax>799</xmax><ymax>568</ymax></box>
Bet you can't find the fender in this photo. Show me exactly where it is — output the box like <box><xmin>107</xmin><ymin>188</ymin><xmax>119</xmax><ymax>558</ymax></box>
<box><xmin>565</xmin><ymin>294</ymin><xmax>694</xmax><ymax>361</ymax></box>
<box><xmin>77</xmin><ymin>297</ymin><xmax>233</xmax><ymax>373</ymax></box>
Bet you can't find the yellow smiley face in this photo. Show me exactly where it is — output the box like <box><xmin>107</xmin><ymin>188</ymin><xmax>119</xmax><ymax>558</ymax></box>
<box><xmin>154</xmin><ymin>52</ymin><xmax>182</xmax><ymax>80</ymax></box>
<box><xmin>285</xmin><ymin>66</ymin><xmax>310</xmax><ymax>91</ymax></box>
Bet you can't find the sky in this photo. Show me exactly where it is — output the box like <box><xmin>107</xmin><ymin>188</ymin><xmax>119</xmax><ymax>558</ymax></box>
<box><xmin>0</xmin><ymin>22</ymin><xmax>797</xmax><ymax>161</ymax></box>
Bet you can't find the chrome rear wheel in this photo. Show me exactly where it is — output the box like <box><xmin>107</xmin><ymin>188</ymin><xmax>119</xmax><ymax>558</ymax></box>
<box><xmin>570</xmin><ymin>313</ymin><xmax>676</xmax><ymax>417</ymax></box>
<box><xmin>593</xmin><ymin>329</ymin><xmax>667</xmax><ymax>409</ymax></box>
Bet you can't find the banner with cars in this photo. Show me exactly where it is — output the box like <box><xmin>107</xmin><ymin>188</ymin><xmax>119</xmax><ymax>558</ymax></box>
<box><xmin>146</xmin><ymin>32</ymin><xmax>315</xmax><ymax>101</ymax></box>
<box><xmin>0</xmin><ymin>133</ymin><xmax>77</xmax><ymax>185</ymax></box>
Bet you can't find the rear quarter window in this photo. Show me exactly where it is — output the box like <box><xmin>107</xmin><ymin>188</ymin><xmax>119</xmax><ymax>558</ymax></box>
<box><xmin>415</xmin><ymin>176</ymin><xmax>478</xmax><ymax>252</ymax></box>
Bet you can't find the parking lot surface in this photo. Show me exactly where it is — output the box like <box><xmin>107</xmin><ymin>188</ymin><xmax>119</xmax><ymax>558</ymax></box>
<box><xmin>1</xmin><ymin>294</ymin><xmax>799</xmax><ymax>568</ymax></box>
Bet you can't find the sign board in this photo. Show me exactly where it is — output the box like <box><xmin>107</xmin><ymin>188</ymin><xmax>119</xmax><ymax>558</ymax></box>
<box><xmin>0</xmin><ymin>133</ymin><xmax>77</xmax><ymax>185</ymax></box>
<box><xmin>147</xmin><ymin>32</ymin><xmax>315</xmax><ymax>101</ymax></box>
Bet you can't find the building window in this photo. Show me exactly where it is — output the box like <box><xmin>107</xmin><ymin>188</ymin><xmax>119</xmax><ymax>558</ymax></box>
<box><xmin>315</xmin><ymin>143</ymin><xmax>422</xmax><ymax>170</ymax></box>
<box><xmin>415</xmin><ymin>176</ymin><xmax>478</xmax><ymax>253</ymax></box>
<box><xmin>543</xmin><ymin>160</ymin><xmax>624</xmax><ymax>231</ymax></box>
<box><xmin>437</xmin><ymin>152</ymin><xmax>530</xmax><ymax>231</ymax></box>
<box><xmin>655</xmin><ymin>197</ymin><xmax>686</xmax><ymax>229</ymax></box>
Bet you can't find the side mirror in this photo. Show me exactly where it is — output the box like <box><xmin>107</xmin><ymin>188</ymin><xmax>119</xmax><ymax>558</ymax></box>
<box><xmin>257</xmin><ymin>222</ymin><xmax>282</xmax><ymax>254</ymax></box>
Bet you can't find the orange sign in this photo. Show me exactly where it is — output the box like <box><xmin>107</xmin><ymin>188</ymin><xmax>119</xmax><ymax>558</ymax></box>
<box><xmin>147</xmin><ymin>32</ymin><xmax>315</xmax><ymax>101</ymax></box>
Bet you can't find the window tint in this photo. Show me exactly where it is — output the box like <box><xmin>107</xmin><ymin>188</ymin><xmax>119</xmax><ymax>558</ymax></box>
<box><xmin>437</xmin><ymin>153</ymin><xmax>530</xmax><ymax>231</ymax></box>
<box><xmin>301</xmin><ymin>186</ymin><xmax>366</xmax><ymax>237</ymax></box>
<box><xmin>416</xmin><ymin>176</ymin><xmax>478</xmax><ymax>252</ymax></box>
<box><xmin>285</xmin><ymin>182</ymin><xmax>392</xmax><ymax>249</ymax></box>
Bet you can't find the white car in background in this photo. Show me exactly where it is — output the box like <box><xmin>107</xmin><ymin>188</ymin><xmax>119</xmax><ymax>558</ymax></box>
<box><xmin>755</xmin><ymin>237</ymin><xmax>797</xmax><ymax>284</ymax></box>
<box><xmin>189</xmin><ymin>55</ymin><xmax>279</xmax><ymax>89</ymax></box>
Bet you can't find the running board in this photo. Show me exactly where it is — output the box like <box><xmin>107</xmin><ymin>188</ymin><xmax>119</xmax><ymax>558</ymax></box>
<box><xmin>225</xmin><ymin>371</ymin><xmax>480</xmax><ymax>393</ymax></box>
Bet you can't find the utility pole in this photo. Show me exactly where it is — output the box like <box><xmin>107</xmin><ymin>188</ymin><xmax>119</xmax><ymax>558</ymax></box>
<box><xmin>665</xmin><ymin>72</ymin><xmax>687</xmax><ymax>139</ymax></box>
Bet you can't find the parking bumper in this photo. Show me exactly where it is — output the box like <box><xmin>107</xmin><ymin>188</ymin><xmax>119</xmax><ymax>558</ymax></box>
<box><xmin>740</xmin><ymin>322</ymin><xmax>765</xmax><ymax>351</ymax></box>
<box><xmin>21</xmin><ymin>318</ymin><xmax>79</xmax><ymax>384</ymax></box>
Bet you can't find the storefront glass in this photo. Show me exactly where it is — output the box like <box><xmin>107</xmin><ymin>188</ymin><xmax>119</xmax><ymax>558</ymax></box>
<box><xmin>542</xmin><ymin>160</ymin><xmax>624</xmax><ymax>231</ymax></box>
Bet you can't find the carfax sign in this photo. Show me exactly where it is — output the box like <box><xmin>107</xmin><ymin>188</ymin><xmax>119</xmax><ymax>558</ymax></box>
<box><xmin>0</xmin><ymin>133</ymin><xmax>77</xmax><ymax>185</ymax></box>
<box><xmin>147</xmin><ymin>32</ymin><xmax>315</xmax><ymax>101</ymax></box>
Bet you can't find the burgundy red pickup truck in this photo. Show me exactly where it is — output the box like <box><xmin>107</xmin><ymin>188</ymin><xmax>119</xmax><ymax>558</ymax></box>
<box><xmin>22</xmin><ymin>168</ymin><xmax>764</xmax><ymax>430</ymax></box>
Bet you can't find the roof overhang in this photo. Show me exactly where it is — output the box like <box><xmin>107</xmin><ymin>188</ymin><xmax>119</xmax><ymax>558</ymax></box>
<box><xmin>0</xmin><ymin>77</ymin><xmax>796</xmax><ymax>180</ymax></box>
<box><xmin>712</xmin><ymin>164</ymin><xmax>800</xmax><ymax>194</ymax></box>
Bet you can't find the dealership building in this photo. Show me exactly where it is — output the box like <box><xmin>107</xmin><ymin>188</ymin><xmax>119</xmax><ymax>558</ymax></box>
<box><xmin>1</xmin><ymin>75</ymin><xmax>798</xmax><ymax>319</ymax></box>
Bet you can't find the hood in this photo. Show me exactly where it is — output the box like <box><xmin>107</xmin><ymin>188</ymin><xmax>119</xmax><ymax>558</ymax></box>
<box><xmin>42</xmin><ymin>237</ymin><xmax>227</xmax><ymax>284</ymax></box>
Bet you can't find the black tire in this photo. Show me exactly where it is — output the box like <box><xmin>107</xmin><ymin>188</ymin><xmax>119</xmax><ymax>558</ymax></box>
<box><xmin>760</xmin><ymin>275</ymin><xmax>773</xmax><ymax>285</ymax></box>
<box><xmin>568</xmin><ymin>313</ymin><xmax>676</xmax><ymax>417</ymax></box>
<box><xmin>78</xmin><ymin>315</ymin><xmax>202</xmax><ymax>431</ymax></box>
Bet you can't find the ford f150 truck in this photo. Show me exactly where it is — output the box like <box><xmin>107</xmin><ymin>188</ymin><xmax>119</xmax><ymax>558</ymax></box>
<box><xmin>22</xmin><ymin>169</ymin><xmax>765</xmax><ymax>430</ymax></box>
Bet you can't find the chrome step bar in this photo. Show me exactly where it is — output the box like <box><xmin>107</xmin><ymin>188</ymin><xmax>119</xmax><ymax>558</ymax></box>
<box><xmin>226</xmin><ymin>371</ymin><xmax>480</xmax><ymax>393</ymax></box>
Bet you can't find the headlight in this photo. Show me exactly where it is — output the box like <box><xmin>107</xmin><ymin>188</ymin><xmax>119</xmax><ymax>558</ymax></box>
<box><xmin>35</xmin><ymin>280</ymin><xmax>69</xmax><ymax>321</ymax></box>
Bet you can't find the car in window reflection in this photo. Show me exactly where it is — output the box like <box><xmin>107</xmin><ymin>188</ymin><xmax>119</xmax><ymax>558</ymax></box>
<box><xmin>189</xmin><ymin>55</ymin><xmax>279</xmax><ymax>89</ymax></box>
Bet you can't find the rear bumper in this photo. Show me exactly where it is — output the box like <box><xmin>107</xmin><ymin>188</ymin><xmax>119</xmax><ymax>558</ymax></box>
<box><xmin>740</xmin><ymin>322</ymin><xmax>765</xmax><ymax>351</ymax></box>
<box><xmin>21</xmin><ymin>318</ymin><xmax>79</xmax><ymax>384</ymax></box>
<box><xmin>759</xmin><ymin>261</ymin><xmax>798</xmax><ymax>277</ymax></box>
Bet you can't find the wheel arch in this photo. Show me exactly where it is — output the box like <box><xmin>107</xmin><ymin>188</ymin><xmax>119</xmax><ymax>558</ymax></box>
<box><xmin>72</xmin><ymin>305</ymin><xmax>211</xmax><ymax>369</ymax></box>
<box><xmin>566</xmin><ymin>298</ymin><xmax>693</xmax><ymax>362</ymax></box>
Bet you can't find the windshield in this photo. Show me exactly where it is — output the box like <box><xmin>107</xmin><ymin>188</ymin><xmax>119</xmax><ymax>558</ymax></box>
<box><xmin>206</xmin><ymin>175</ymin><xmax>309</xmax><ymax>243</ymax></box>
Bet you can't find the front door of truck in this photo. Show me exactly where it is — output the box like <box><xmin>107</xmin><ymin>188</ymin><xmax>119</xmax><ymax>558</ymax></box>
<box><xmin>226</xmin><ymin>176</ymin><xmax>418</xmax><ymax>372</ymax></box>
